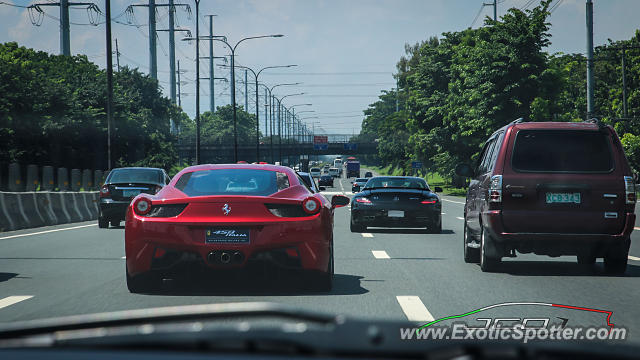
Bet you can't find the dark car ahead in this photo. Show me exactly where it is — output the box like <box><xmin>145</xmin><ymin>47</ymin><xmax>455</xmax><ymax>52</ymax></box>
<box><xmin>364</xmin><ymin>171</ymin><xmax>373</xmax><ymax>178</ymax></box>
<box><xmin>297</xmin><ymin>171</ymin><xmax>322</xmax><ymax>193</ymax></box>
<box><xmin>351</xmin><ymin>178</ymin><xmax>368</xmax><ymax>193</ymax></box>
<box><xmin>319</xmin><ymin>174</ymin><xmax>334</xmax><ymax>187</ymax></box>
<box><xmin>99</xmin><ymin>167</ymin><xmax>170</xmax><ymax>228</ymax></box>
<box><xmin>350</xmin><ymin>176</ymin><xmax>442</xmax><ymax>233</ymax></box>
<box><xmin>456</xmin><ymin>119</ymin><xmax>636</xmax><ymax>273</ymax></box>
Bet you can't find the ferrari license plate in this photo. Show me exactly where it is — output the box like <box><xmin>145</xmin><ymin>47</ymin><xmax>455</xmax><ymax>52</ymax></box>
<box><xmin>205</xmin><ymin>229</ymin><xmax>250</xmax><ymax>244</ymax></box>
<box><xmin>545</xmin><ymin>192</ymin><xmax>581</xmax><ymax>204</ymax></box>
<box><xmin>388</xmin><ymin>210</ymin><xmax>404</xmax><ymax>218</ymax></box>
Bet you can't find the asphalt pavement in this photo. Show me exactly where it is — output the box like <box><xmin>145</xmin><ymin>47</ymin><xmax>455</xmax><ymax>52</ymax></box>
<box><xmin>1</xmin><ymin>168</ymin><xmax>640</xmax><ymax>343</ymax></box>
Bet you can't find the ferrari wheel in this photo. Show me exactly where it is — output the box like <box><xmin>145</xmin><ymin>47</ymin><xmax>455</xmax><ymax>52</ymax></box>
<box><xmin>310</xmin><ymin>244</ymin><xmax>333</xmax><ymax>292</ymax></box>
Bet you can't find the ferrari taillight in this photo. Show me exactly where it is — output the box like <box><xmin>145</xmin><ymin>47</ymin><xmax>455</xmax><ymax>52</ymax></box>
<box><xmin>302</xmin><ymin>197</ymin><xmax>321</xmax><ymax>215</ymax></box>
<box><xmin>133</xmin><ymin>197</ymin><xmax>152</xmax><ymax>216</ymax></box>
<box><xmin>99</xmin><ymin>185</ymin><xmax>110</xmax><ymax>198</ymax></box>
<box><xmin>146</xmin><ymin>204</ymin><xmax>187</xmax><ymax>217</ymax></box>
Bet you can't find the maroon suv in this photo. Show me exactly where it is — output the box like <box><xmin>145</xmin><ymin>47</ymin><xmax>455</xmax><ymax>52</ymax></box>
<box><xmin>456</xmin><ymin>120</ymin><xmax>636</xmax><ymax>273</ymax></box>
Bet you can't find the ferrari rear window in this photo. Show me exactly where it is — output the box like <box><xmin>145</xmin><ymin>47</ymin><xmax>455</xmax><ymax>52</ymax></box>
<box><xmin>175</xmin><ymin>169</ymin><xmax>290</xmax><ymax>197</ymax></box>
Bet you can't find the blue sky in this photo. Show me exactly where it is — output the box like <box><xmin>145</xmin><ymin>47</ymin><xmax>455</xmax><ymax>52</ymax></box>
<box><xmin>1</xmin><ymin>0</ymin><xmax>639</xmax><ymax>134</ymax></box>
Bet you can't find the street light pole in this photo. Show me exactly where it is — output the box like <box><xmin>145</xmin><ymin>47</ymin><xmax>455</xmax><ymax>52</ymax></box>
<box><xmin>275</xmin><ymin>93</ymin><xmax>305</xmax><ymax>165</ymax></box>
<box><xmin>194</xmin><ymin>0</ymin><xmax>200</xmax><ymax>164</ymax></box>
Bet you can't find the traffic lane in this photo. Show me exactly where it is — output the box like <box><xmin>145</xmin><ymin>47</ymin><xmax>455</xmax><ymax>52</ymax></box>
<box><xmin>0</xmin><ymin>203</ymin><xmax>405</xmax><ymax>323</ymax></box>
<box><xmin>366</xmin><ymin>200</ymin><xmax>640</xmax><ymax>340</ymax></box>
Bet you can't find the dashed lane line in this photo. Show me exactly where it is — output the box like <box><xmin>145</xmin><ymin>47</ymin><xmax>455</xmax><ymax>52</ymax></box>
<box><xmin>0</xmin><ymin>296</ymin><xmax>33</xmax><ymax>310</ymax></box>
<box><xmin>629</xmin><ymin>256</ymin><xmax>640</xmax><ymax>261</ymax></box>
<box><xmin>361</xmin><ymin>233</ymin><xmax>374</xmax><ymax>238</ymax></box>
<box><xmin>396</xmin><ymin>296</ymin><xmax>435</xmax><ymax>322</ymax></box>
<box><xmin>441</xmin><ymin>198</ymin><xmax>465</xmax><ymax>204</ymax></box>
<box><xmin>371</xmin><ymin>250</ymin><xmax>390</xmax><ymax>259</ymax></box>
<box><xmin>634</xmin><ymin>227</ymin><xmax>640</xmax><ymax>230</ymax></box>
<box><xmin>456</xmin><ymin>217</ymin><xmax>464</xmax><ymax>220</ymax></box>
<box><xmin>0</xmin><ymin>224</ymin><xmax>97</xmax><ymax>240</ymax></box>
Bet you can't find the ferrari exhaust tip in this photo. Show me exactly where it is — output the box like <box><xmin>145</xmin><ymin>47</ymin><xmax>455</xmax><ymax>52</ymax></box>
<box><xmin>232</xmin><ymin>251</ymin><xmax>244</xmax><ymax>264</ymax></box>
<box><xmin>207</xmin><ymin>251</ymin><xmax>218</xmax><ymax>264</ymax></box>
<box><xmin>220</xmin><ymin>251</ymin><xmax>231</xmax><ymax>264</ymax></box>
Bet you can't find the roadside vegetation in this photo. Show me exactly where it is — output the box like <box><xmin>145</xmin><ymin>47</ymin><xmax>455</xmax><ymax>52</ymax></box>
<box><xmin>354</xmin><ymin>0</ymin><xmax>640</xmax><ymax>186</ymax></box>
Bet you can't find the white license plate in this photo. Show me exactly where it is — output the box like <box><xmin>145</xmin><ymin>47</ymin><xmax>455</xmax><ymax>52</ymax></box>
<box><xmin>388</xmin><ymin>210</ymin><xmax>404</xmax><ymax>218</ymax></box>
<box><xmin>123</xmin><ymin>189</ymin><xmax>141</xmax><ymax>197</ymax></box>
<box><xmin>546</xmin><ymin>192</ymin><xmax>581</xmax><ymax>204</ymax></box>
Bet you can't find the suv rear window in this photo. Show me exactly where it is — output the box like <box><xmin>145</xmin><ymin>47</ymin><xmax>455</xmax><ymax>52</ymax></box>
<box><xmin>512</xmin><ymin>130</ymin><xmax>613</xmax><ymax>173</ymax></box>
<box><xmin>175</xmin><ymin>169</ymin><xmax>290</xmax><ymax>197</ymax></box>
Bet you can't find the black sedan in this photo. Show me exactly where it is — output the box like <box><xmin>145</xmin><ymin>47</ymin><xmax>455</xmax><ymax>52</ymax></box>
<box><xmin>99</xmin><ymin>167</ymin><xmax>170</xmax><ymax>228</ymax></box>
<box><xmin>351</xmin><ymin>178</ymin><xmax>369</xmax><ymax>193</ymax></box>
<box><xmin>350</xmin><ymin>176</ymin><xmax>443</xmax><ymax>233</ymax></box>
<box><xmin>318</xmin><ymin>174</ymin><xmax>334</xmax><ymax>187</ymax></box>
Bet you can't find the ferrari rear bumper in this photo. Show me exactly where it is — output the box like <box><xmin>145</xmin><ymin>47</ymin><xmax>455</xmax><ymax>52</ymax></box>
<box><xmin>125</xmin><ymin>214</ymin><xmax>329</xmax><ymax>276</ymax></box>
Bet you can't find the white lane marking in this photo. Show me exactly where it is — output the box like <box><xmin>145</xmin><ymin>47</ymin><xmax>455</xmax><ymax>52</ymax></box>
<box><xmin>634</xmin><ymin>227</ymin><xmax>640</xmax><ymax>230</ymax></box>
<box><xmin>456</xmin><ymin>217</ymin><xmax>464</xmax><ymax>220</ymax></box>
<box><xmin>629</xmin><ymin>255</ymin><xmax>640</xmax><ymax>261</ymax></box>
<box><xmin>0</xmin><ymin>296</ymin><xmax>33</xmax><ymax>310</ymax></box>
<box><xmin>441</xmin><ymin>212</ymin><xmax>446</xmax><ymax>215</ymax></box>
<box><xmin>0</xmin><ymin>224</ymin><xmax>97</xmax><ymax>240</ymax></box>
<box><xmin>121</xmin><ymin>256</ymin><xmax>127</xmax><ymax>259</ymax></box>
<box><xmin>372</xmin><ymin>250</ymin><xmax>390</xmax><ymax>259</ymax></box>
<box><xmin>396</xmin><ymin>296</ymin><xmax>435</xmax><ymax>322</ymax></box>
<box><xmin>442</xmin><ymin>198</ymin><xmax>465</xmax><ymax>204</ymax></box>
<box><xmin>361</xmin><ymin>233</ymin><xmax>374</xmax><ymax>238</ymax></box>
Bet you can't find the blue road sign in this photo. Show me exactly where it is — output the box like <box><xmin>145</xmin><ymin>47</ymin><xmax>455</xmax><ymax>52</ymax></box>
<box><xmin>343</xmin><ymin>143</ymin><xmax>358</xmax><ymax>150</ymax></box>
<box><xmin>314</xmin><ymin>144</ymin><xmax>328</xmax><ymax>150</ymax></box>
<box><xmin>411</xmin><ymin>161</ymin><xmax>423</xmax><ymax>169</ymax></box>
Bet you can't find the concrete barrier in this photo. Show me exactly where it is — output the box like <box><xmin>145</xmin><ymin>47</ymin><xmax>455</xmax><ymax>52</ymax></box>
<box><xmin>25</xmin><ymin>165</ymin><xmax>39</xmax><ymax>191</ymax></box>
<box><xmin>50</xmin><ymin>192</ymin><xmax>71</xmax><ymax>224</ymax></box>
<box><xmin>57</xmin><ymin>168</ymin><xmax>69</xmax><ymax>191</ymax></box>
<box><xmin>82</xmin><ymin>193</ymin><xmax>98</xmax><ymax>218</ymax></box>
<box><xmin>18</xmin><ymin>193</ymin><xmax>46</xmax><ymax>228</ymax></box>
<box><xmin>42</xmin><ymin>166</ymin><xmax>55</xmax><ymax>191</ymax></box>
<box><xmin>0</xmin><ymin>191</ymin><xmax>100</xmax><ymax>232</ymax></box>
<box><xmin>35</xmin><ymin>192</ymin><xmax>58</xmax><ymax>225</ymax></box>
<box><xmin>8</xmin><ymin>163</ymin><xmax>23</xmax><ymax>192</ymax></box>
<box><xmin>71</xmin><ymin>169</ymin><xmax>82</xmax><ymax>192</ymax></box>
<box><xmin>66</xmin><ymin>192</ymin><xmax>84</xmax><ymax>222</ymax></box>
<box><xmin>94</xmin><ymin>170</ymin><xmax>103</xmax><ymax>190</ymax></box>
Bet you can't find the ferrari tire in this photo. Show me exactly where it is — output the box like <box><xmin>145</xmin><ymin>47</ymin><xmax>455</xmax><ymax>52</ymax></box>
<box><xmin>311</xmin><ymin>244</ymin><xmax>334</xmax><ymax>292</ymax></box>
<box><xmin>98</xmin><ymin>216</ymin><xmax>109</xmax><ymax>228</ymax></box>
<box><xmin>126</xmin><ymin>266</ymin><xmax>159</xmax><ymax>293</ymax></box>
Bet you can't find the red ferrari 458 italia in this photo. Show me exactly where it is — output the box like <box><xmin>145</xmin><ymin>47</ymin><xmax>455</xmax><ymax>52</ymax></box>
<box><xmin>125</xmin><ymin>164</ymin><xmax>350</xmax><ymax>293</ymax></box>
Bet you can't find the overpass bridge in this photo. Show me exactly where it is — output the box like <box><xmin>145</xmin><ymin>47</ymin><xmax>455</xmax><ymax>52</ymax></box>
<box><xmin>177</xmin><ymin>134</ymin><xmax>377</xmax><ymax>164</ymax></box>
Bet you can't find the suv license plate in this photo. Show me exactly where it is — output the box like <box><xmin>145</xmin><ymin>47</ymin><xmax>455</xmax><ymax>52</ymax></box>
<box><xmin>546</xmin><ymin>192</ymin><xmax>581</xmax><ymax>204</ymax></box>
<box><xmin>388</xmin><ymin>210</ymin><xmax>404</xmax><ymax>218</ymax></box>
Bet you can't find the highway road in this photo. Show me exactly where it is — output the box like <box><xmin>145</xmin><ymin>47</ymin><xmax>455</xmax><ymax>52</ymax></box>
<box><xmin>1</xmin><ymin>168</ymin><xmax>640</xmax><ymax>343</ymax></box>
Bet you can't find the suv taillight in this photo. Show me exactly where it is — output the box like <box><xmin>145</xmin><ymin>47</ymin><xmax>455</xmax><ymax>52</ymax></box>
<box><xmin>624</xmin><ymin>176</ymin><xmax>636</xmax><ymax>204</ymax></box>
<box><xmin>488</xmin><ymin>175</ymin><xmax>502</xmax><ymax>203</ymax></box>
<box><xmin>99</xmin><ymin>185</ymin><xmax>110</xmax><ymax>198</ymax></box>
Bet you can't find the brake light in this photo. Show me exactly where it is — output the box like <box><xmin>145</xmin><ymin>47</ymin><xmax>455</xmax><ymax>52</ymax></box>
<box><xmin>302</xmin><ymin>197</ymin><xmax>321</xmax><ymax>215</ymax></box>
<box><xmin>133</xmin><ymin>197</ymin><xmax>152</xmax><ymax>216</ymax></box>
<box><xmin>356</xmin><ymin>197</ymin><xmax>372</xmax><ymax>204</ymax></box>
<box><xmin>624</xmin><ymin>176</ymin><xmax>636</xmax><ymax>204</ymax></box>
<box><xmin>488</xmin><ymin>175</ymin><xmax>502</xmax><ymax>203</ymax></box>
<box><xmin>99</xmin><ymin>185</ymin><xmax>110</xmax><ymax>198</ymax></box>
<box><xmin>421</xmin><ymin>199</ymin><xmax>437</xmax><ymax>204</ymax></box>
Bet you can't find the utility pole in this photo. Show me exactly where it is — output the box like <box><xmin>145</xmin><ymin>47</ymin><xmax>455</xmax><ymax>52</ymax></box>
<box><xmin>395</xmin><ymin>76</ymin><xmax>399</xmax><ymax>112</ymax></box>
<box><xmin>586</xmin><ymin>0</ymin><xmax>594</xmax><ymax>119</ymax></box>
<box><xmin>195</xmin><ymin>0</ymin><xmax>200</xmax><ymax>164</ymax></box>
<box><xmin>244</xmin><ymin>69</ymin><xmax>249</xmax><ymax>111</ymax></box>
<box><xmin>264</xmin><ymin>88</ymin><xmax>268</xmax><ymax>136</ymax></box>
<box><xmin>29</xmin><ymin>1</ymin><xmax>99</xmax><ymax>56</ymax></box>
<box><xmin>114</xmin><ymin>38</ymin><xmax>120</xmax><ymax>72</ymax></box>
<box><xmin>622</xmin><ymin>49</ymin><xmax>628</xmax><ymax>118</ymax></box>
<box><xmin>482</xmin><ymin>0</ymin><xmax>497</xmax><ymax>21</ymax></box>
<box><xmin>149</xmin><ymin>0</ymin><xmax>156</xmax><ymax>79</ymax></box>
<box><xmin>176</xmin><ymin>59</ymin><xmax>182</xmax><ymax>107</ymax></box>
<box><xmin>206</xmin><ymin>15</ymin><xmax>216</xmax><ymax>112</ymax></box>
<box><xmin>105</xmin><ymin>0</ymin><xmax>113</xmax><ymax>170</ymax></box>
